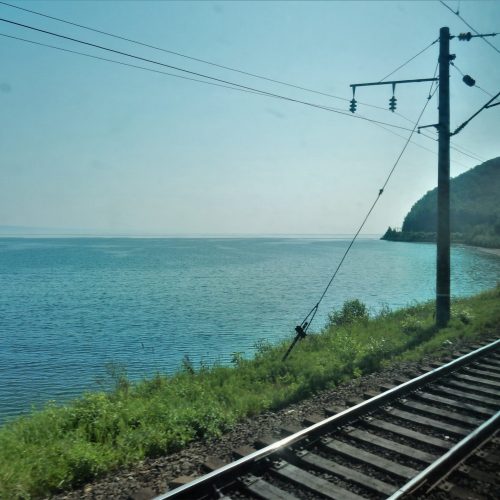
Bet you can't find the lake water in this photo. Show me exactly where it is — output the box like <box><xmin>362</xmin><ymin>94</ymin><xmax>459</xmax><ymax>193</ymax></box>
<box><xmin>1</xmin><ymin>237</ymin><xmax>499</xmax><ymax>424</ymax></box>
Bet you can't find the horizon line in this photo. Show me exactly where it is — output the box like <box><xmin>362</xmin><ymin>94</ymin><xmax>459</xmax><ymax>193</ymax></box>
<box><xmin>0</xmin><ymin>231</ymin><xmax>383</xmax><ymax>239</ymax></box>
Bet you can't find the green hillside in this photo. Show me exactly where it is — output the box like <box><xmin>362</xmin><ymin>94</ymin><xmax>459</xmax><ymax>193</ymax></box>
<box><xmin>382</xmin><ymin>156</ymin><xmax>500</xmax><ymax>248</ymax></box>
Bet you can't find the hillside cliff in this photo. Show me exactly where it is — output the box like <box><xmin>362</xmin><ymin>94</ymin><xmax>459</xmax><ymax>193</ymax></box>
<box><xmin>382</xmin><ymin>156</ymin><xmax>500</xmax><ymax>248</ymax></box>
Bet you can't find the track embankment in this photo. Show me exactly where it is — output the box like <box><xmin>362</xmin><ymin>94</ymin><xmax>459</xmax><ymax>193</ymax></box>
<box><xmin>54</xmin><ymin>336</ymin><xmax>500</xmax><ymax>500</ymax></box>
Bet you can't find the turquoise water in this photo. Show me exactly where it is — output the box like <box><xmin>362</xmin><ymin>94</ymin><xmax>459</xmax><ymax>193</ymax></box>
<box><xmin>1</xmin><ymin>237</ymin><xmax>499</xmax><ymax>423</ymax></box>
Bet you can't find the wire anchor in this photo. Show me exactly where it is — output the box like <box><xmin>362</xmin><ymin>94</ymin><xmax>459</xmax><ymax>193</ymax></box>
<box><xmin>282</xmin><ymin>302</ymin><xmax>319</xmax><ymax>361</ymax></box>
<box><xmin>282</xmin><ymin>323</ymin><xmax>308</xmax><ymax>361</ymax></box>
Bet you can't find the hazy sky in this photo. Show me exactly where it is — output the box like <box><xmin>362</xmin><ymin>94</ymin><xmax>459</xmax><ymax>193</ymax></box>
<box><xmin>1</xmin><ymin>1</ymin><xmax>499</xmax><ymax>235</ymax></box>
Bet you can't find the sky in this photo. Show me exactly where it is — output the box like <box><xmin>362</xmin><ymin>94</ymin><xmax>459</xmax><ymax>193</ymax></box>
<box><xmin>1</xmin><ymin>0</ymin><xmax>499</xmax><ymax>236</ymax></box>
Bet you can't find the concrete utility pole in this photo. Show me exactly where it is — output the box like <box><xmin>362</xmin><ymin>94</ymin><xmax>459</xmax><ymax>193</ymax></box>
<box><xmin>284</xmin><ymin>27</ymin><xmax>498</xmax><ymax>362</ymax></box>
<box><xmin>436</xmin><ymin>27</ymin><xmax>451</xmax><ymax>328</ymax></box>
<box><xmin>350</xmin><ymin>27</ymin><xmax>451</xmax><ymax>328</ymax></box>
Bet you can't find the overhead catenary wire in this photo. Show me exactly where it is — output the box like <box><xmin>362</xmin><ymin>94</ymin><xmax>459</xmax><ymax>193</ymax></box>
<box><xmin>451</xmin><ymin>89</ymin><xmax>500</xmax><ymax>136</ymax></box>
<box><xmin>420</xmin><ymin>60</ymin><xmax>485</xmax><ymax>163</ymax></box>
<box><xmin>0</xmin><ymin>1</ymin><xmax>445</xmax><ymax>128</ymax></box>
<box><xmin>0</xmin><ymin>16</ymin><xmax>339</xmax><ymax>100</ymax></box>
<box><xmin>0</xmin><ymin>20</ymin><xmax>421</xmax><ymax>133</ymax></box>
<box><xmin>448</xmin><ymin>144</ymin><xmax>484</xmax><ymax>162</ymax></box>
<box><xmin>359</xmin><ymin>56</ymin><xmax>485</xmax><ymax>163</ymax></box>
<box><xmin>3</xmin><ymin>15</ymin><xmax>486</xmax><ymax>164</ymax></box>
<box><xmin>375</xmin><ymin>123</ymin><xmax>470</xmax><ymax>168</ymax></box>
<box><xmin>379</xmin><ymin>38</ymin><xmax>439</xmax><ymax>82</ymax></box>
<box><xmin>0</xmin><ymin>32</ymin><xmax>270</xmax><ymax>97</ymax></box>
<box><xmin>0</xmin><ymin>5</ymin><xmax>492</xmax><ymax>161</ymax></box>
<box><xmin>0</xmin><ymin>0</ymin><xmax>394</xmax><ymax>114</ymax></box>
<box><xmin>0</xmin><ymin>4</ymin><xmax>457</xmax><ymax>128</ymax></box>
<box><xmin>283</xmin><ymin>83</ymin><xmax>439</xmax><ymax>361</ymax></box>
<box><xmin>2</xmin><ymin>35</ymin><xmax>484</xmax><ymax>168</ymax></box>
<box><xmin>439</xmin><ymin>0</ymin><xmax>500</xmax><ymax>55</ymax></box>
<box><xmin>1</xmin><ymin>30</ymin><xmax>485</xmax><ymax>166</ymax></box>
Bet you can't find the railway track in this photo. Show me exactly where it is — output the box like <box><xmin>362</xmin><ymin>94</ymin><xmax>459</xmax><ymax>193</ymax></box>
<box><xmin>154</xmin><ymin>338</ymin><xmax>500</xmax><ymax>499</ymax></box>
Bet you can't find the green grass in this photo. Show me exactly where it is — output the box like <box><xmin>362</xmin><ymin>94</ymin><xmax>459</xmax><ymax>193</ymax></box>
<box><xmin>1</xmin><ymin>285</ymin><xmax>499</xmax><ymax>499</ymax></box>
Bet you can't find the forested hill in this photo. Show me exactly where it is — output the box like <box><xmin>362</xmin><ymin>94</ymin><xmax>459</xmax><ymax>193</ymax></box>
<box><xmin>382</xmin><ymin>156</ymin><xmax>500</xmax><ymax>248</ymax></box>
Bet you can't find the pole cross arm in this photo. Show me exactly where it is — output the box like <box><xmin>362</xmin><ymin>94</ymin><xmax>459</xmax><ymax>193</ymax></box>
<box><xmin>350</xmin><ymin>77</ymin><xmax>438</xmax><ymax>89</ymax></box>
<box><xmin>418</xmin><ymin>123</ymin><xmax>439</xmax><ymax>133</ymax></box>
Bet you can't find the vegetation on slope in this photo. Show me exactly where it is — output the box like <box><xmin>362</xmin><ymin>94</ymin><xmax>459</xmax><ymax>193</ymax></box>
<box><xmin>382</xmin><ymin>156</ymin><xmax>500</xmax><ymax>247</ymax></box>
<box><xmin>1</xmin><ymin>286</ymin><xmax>500</xmax><ymax>498</ymax></box>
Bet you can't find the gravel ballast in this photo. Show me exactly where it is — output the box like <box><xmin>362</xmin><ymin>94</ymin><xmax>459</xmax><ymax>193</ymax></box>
<box><xmin>52</xmin><ymin>336</ymin><xmax>499</xmax><ymax>500</ymax></box>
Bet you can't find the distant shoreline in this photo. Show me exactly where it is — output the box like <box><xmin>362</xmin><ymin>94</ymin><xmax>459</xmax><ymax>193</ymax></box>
<box><xmin>0</xmin><ymin>233</ymin><xmax>383</xmax><ymax>240</ymax></box>
<box><xmin>472</xmin><ymin>246</ymin><xmax>500</xmax><ymax>257</ymax></box>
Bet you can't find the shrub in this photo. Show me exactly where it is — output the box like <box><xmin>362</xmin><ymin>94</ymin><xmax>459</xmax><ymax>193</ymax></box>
<box><xmin>400</xmin><ymin>314</ymin><xmax>423</xmax><ymax>334</ymax></box>
<box><xmin>327</xmin><ymin>299</ymin><xmax>369</xmax><ymax>328</ymax></box>
<box><xmin>451</xmin><ymin>306</ymin><xmax>474</xmax><ymax>324</ymax></box>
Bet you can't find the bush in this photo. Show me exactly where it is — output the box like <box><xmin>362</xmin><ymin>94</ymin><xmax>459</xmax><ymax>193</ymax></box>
<box><xmin>327</xmin><ymin>299</ymin><xmax>369</xmax><ymax>328</ymax></box>
<box><xmin>451</xmin><ymin>306</ymin><xmax>474</xmax><ymax>324</ymax></box>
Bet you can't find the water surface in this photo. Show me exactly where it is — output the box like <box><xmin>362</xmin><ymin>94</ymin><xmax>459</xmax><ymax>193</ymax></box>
<box><xmin>1</xmin><ymin>237</ymin><xmax>499</xmax><ymax>423</ymax></box>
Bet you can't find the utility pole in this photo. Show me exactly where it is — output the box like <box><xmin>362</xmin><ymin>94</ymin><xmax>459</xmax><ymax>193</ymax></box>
<box><xmin>349</xmin><ymin>27</ymin><xmax>450</xmax><ymax>328</ymax></box>
<box><xmin>283</xmin><ymin>27</ymin><xmax>499</xmax><ymax>362</ymax></box>
<box><xmin>436</xmin><ymin>27</ymin><xmax>451</xmax><ymax>327</ymax></box>
<box><xmin>283</xmin><ymin>27</ymin><xmax>499</xmax><ymax>363</ymax></box>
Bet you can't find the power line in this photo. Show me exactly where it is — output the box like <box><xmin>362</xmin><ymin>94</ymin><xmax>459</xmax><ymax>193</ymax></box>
<box><xmin>449</xmin><ymin>143</ymin><xmax>484</xmax><ymax>162</ymax></box>
<box><xmin>450</xmin><ymin>62</ymin><xmax>494</xmax><ymax>98</ymax></box>
<box><xmin>0</xmin><ymin>0</ymin><xmax>390</xmax><ymax>113</ymax></box>
<box><xmin>416</xmin><ymin>123</ymin><xmax>485</xmax><ymax>162</ymax></box>
<box><xmin>0</xmin><ymin>21</ymin><xmax>418</xmax><ymax>133</ymax></box>
<box><xmin>2</xmin><ymin>12</ymin><xmax>486</xmax><ymax>163</ymax></box>
<box><xmin>375</xmin><ymin>123</ymin><xmax>471</xmax><ymax>168</ymax></box>
<box><xmin>283</xmin><ymin>85</ymin><xmax>438</xmax><ymax>361</ymax></box>
<box><xmin>0</xmin><ymin>3</ymin><xmax>422</xmax><ymax>128</ymax></box>
<box><xmin>373</xmin><ymin>66</ymin><xmax>484</xmax><ymax>165</ymax></box>
<box><xmin>439</xmin><ymin>0</ymin><xmax>500</xmax><ymax>55</ymax></box>
<box><xmin>451</xmin><ymin>89</ymin><xmax>500</xmax><ymax>136</ymax></box>
<box><xmin>415</xmin><ymin>59</ymin><xmax>486</xmax><ymax>162</ymax></box>
<box><xmin>424</xmin><ymin>133</ymin><xmax>485</xmax><ymax>162</ymax></box>
<box><xmin>0</xmin><ymin>16</ymin><xmax>328</xmax><ymax>99</ymax></box>
<box><xmin>379</xmin><ymin>39</ymin><xmax>438</xmax><ymax>82</ymax></box>
<box><xmin>0</xmin><ymin>32</ymin><xmax>268</xmax><ymax>97</ymax></box>
<box><xmin>474</xmin><ymin>84</ymin><xmax>495</xmax><ymax>99</ymax></box>
<box><xmin>447</xmin><ymin>141</ymin><xmax>485</xmax><ymax>162</ymax></box>
<box><xmin>2</xmin><ymin>26</ymin><xmax>485</xmax><ymax>164</ymax></box>
<box><xmin>3</xmin><ymin>30</ymin><xmax>484</xmax><ymax>164</ymax></box>
<box><xmin>1</xmin><ymin>3</ymin><xmax>492</xmax><ymax>158</ymax></box>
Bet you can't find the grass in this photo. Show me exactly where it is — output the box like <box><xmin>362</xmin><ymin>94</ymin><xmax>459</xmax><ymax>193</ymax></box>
<box><xmin>1</xmin><ymin>285</ymin><xmax>499</xmax><ymax>499</ymax></box>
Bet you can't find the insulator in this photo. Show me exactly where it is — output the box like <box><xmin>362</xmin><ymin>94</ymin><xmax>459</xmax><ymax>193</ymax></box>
<box><xmin>349</xmin><ymin>98</ymin><xmax>357</xmax><ymax>113</ymax></box>
<box><xmin>389</xmin><ymin>96</ymin><xmax>397</xmax><ymax>112</ymax></box>
<box><xmin>458</xmin><ymin>32</ymin><xmax>472</xmax><ymax>41</ymax></box>
<box><xmin>462</xmin><ymin>75</ymin><xmax>476</xmax><ymax>87</ymax></box>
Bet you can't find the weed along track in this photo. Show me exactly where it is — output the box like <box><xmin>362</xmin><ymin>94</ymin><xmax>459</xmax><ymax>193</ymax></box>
<box><xmin>155</xmin><ymin>338</ymin><xmax>500</xmax><ymax>499</ymax></box>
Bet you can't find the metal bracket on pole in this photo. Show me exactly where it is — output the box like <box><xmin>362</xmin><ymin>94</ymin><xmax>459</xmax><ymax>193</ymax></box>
<box><xmin>349</xmin><ymin>77</ymin><xmax>438</xmax><ymax>89</ymax></box>
<box><xmin>417</xmin><ymin>123</ymin><xmax>439</xmax><ymax>133</ymax></box>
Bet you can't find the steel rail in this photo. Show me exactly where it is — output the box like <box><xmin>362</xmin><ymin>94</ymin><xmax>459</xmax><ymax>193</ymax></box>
<box><xmin>153</xmin><ymin>338</ymin><xmax>500</xmax><ymax>499</ymax></box>
<box><xmin>387</xmin><ymin>410</ymin><xmax>500</xmax><ymax>499</ymax></box>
